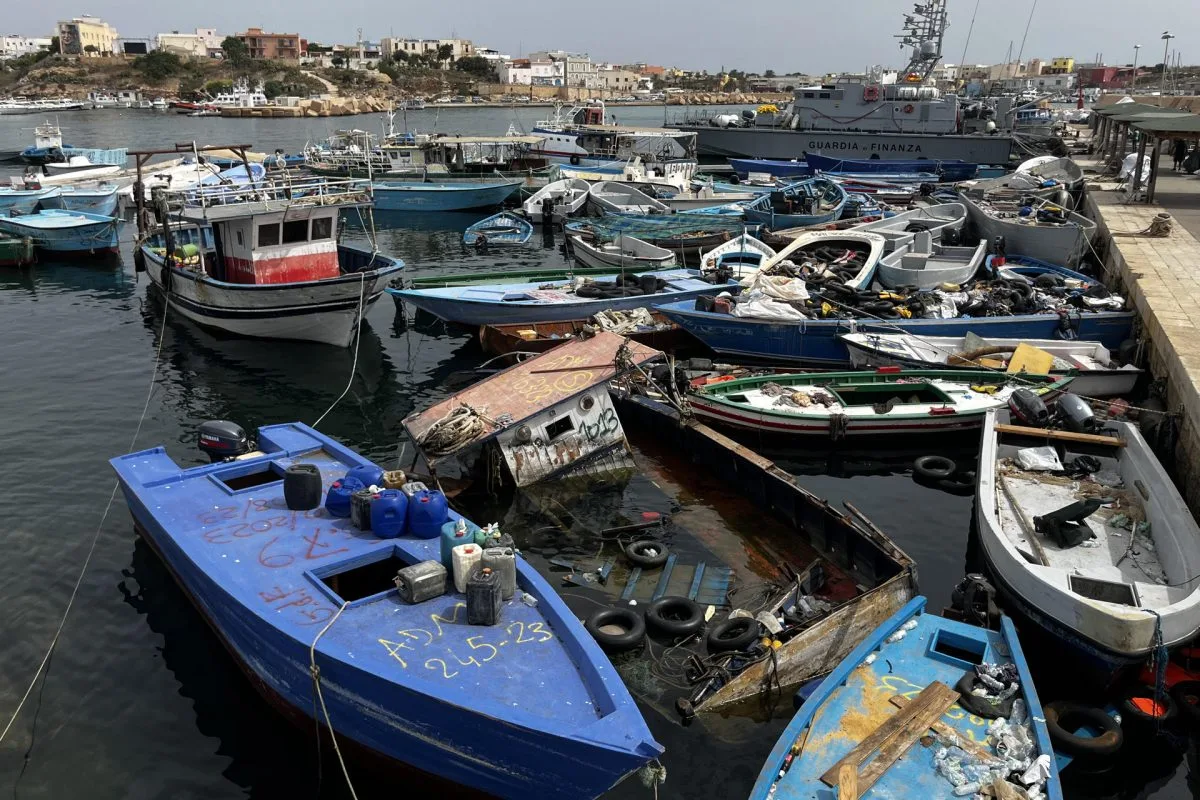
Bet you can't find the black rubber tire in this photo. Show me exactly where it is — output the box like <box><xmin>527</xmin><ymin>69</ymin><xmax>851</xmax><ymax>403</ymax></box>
<box><xmin>1170</xmin><ymin>681</ymin><xmax>1200</xmax><ymax>727</ymax></box>
<box><xmin>936</xmin><ymin>476</ymin><xmax>976</xmax><ymax>497</ymax></box>
<box><xmin>1120</xmin><ymin>685</ymin><xmax>1178</xmax><ymax>725</ymax></box>
<box><xmin>706</xmin><ymin>617</ymin><xmax>762</xmax><ymax>653</ymax></box>
<box><xmin>1044</xmin><ymin>701</ymin><xmax>1124</xmax><ymax>758</ymax></box>
<box><xmin>625</xmin><ymin>540</ymin><xmax>669</xmax><ymax>568</ymax></box>
<box><xmin>645</xmin><ymin>596</ymin><xmax>705</xmax><ymax>637</ymax></box>
<box><xmin>585</xmin><ymin>608</ymin><xmax>646</xmax><ymax>652</ymax></box>
<box><xmin>863</xmin><ymin>301</ymin><xmax>896</xmax><ymax>315</ymax></box>
<box><xmin>914</xmin><ymin>455</ymin><xmax>956</xmax><ymax>481</ymax></box>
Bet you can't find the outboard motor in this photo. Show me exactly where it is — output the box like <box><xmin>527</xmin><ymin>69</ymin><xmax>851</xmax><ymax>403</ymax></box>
<box><xmin>1057</xmin><ymin>393</ymin><xmax>1099</xmax><ymax>433</ymax></box>
<box><xmin>1008</xmin><ymin>388</ymin><xmax>1050</xmax><ymax>427</ymax></box>
<box><xmin>198</xmin><ymin>420</ymin><xmax>251</xmax><ymax>462</ymax></box>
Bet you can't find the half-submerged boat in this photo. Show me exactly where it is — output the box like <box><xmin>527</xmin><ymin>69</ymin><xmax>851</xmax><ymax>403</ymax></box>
<box><xmin>876</xmin><ymin>230</ymin><xmax>988</xmax><ymax>290</ymax></box>
<box><xmin>463</xmin><ymin>211</ymin><xmax>533</xmax><ymax>246</ymax></box>
<box><xmin>687</xmin><ymin>368</ymin><xmax>1070</xmax><ymax>437</ymax></box>
<box><xmin>522</xmin><ymin>177</ymin><xmax>590</xmax><ymax>223</ymax></box>
<box><xmin>373</xmin><ymin>180</ymin><xmax>523</xmax><ymax>212</ymax></box>
<box><xmin>138</xmin><ymin>175</ymin><xmax>404</xmax><ymax>347</ymax></box>
<box><xmin>39</xmin><ymin>182</ymin><xmax>120</xmax><ymax>216</ymax></box>
<box><xmin>806</xmin><ymin>152</ymin><xmax>979</xmax><ymax>181</ymax></box>
<box><xmin>751</xmin><ymin>597</ymin><xmax>1063</xmax><ymax>800</ymax></box>
<box><xmin>743</xmin><ymin>178</ymin><xmax>848</xmax><ymax>230</ymax></box>
<box><xmin>569</xmin><ymin>233</ymin><xmax>678</xmax><ymax>270</ymax></box>
<box><xmin>389</xmin><ymin>268</ymin><xmax>734</xmax><ymax>327</ymax></box>
<box><xmin>977</xmin><ymin>408</ymin><xmax>1200</xmax><ymax>688</ymax></box>
<box><xmin>478</xmin><ymin>311</ymin><xmax>688</xmax><ymax>361</ymax></box>
<box><xmin>841</xmin><ymin>333</ymin><xmax>1142</xmax><ymax>397</ymax></box>
<box><xmin>0</xmin><ymin>209</ymin><xmax>121</xmax><ymax>254</ymax></box>
<box><xmin>111</xmin><ymin>421</ymin><xmax>662</xmax><ymax>800</ymax></box>
<box><xmin>853</xmin><ymin>202</ymin><xmax>968</xmax><ymax>252</ymax></box>
<box><xmin>587</xmin><ymin>181</ymin><xmax>671</xmax><ymax>215</ymax></box>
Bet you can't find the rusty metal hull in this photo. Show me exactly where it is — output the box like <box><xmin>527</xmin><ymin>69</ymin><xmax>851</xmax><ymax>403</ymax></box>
<box><xmin>613</xmin><ymin>392</ymin><xmax>918</xmax><ymax>713</ymax></box>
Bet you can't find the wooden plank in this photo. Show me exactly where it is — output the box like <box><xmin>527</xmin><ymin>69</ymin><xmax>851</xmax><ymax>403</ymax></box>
<box><xmin>620</xmin><ymin>567</ymin><xmax>642</xmax><ymax>601</ymax></box>
<box><xmin>652</xmin><ymin>554</ymin><xmax>678</xmax><ymax>601</ymax></box>
<box><xmin>856</xmin><ymin>682</ymin><xmax>960</xmax><ymax>795</ymax></box>
<box><xmin>818</xmin><ymin>681</ymin><xmax>956</xmax><ymax>786</ymax></box>
<box><xmin>888</xmin><ymin>695</ymin><xmax>996</xmax><ymax>763</ymax></box>
<box><xmin>994</xmin><ymin>423</ymin><xmax>1125</xmax><ymax>447</ymax></box>
<box><xmin>687</xmin><ymin>562</ymin><xmax>706</xmax><ymax>600</ymax></box>
<box><xmin>838</xmin><ymin>764</ymin><xmax>859</xmax><ymax>800</ymax></box>
<box><xmin>997</xmin><ymin>475</ymin><xmax>1050</xmax><ymax>567</ymax></box>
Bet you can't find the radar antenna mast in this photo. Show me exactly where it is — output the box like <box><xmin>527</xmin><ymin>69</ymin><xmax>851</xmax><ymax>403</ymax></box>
<box><xmin>895</xmin><ymin>0</ymin><xmax>948</xmax><ymax>82</ymax></box>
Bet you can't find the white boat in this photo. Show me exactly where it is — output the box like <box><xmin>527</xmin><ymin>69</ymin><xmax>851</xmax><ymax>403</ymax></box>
<box><xmin>700</xmin><ymin>233</ymin><xmax>776</xmax><ymax>273</ymax></box>
<box><xmin>523</xmin><ymin>177</ymin><xmax>590</xmax><ymax>223</ymax></box>
<box><xmin>960</xmin><ymin>191</ymin><xmax>1096</xmax><ymax>267</ymax></box>
<box><xmin>852</xmin><ymin>202</ymin><xmax>968</xmax><ymax>252</ymax></box>
<box><xmin>875</xmin><ymin>230</ymin><xmax>988</xmax><ymax>290</ymax></box>
<box><xmin>569</xmin><ymin>233</ymin><xmax>677</xmax><ymax>270</ymax></box>
<box><xmin>587</xmin><ymin>181</ymin><xmax>670</xmax><ymax>215</ymax></box>
<box><xmin>660</xmin><ymin>186</ymin><xmax>759</xmax><ymax>211</ymax></box>
<box><xmin>764</xmin><ymin>229</ymin><xmax>887</xmax><ymax>289</ymax></box>
<box><xmin>1015</xmin><ymin>156</ymin><xmax>1085</xmax><ymax>190</ymax></box>
<box><xmin>977</xmin><ymin>409</ymin><xmax>1200</xmax><ymax>681</ymax></box>
<box><xmin>43</xmin><ymin>155</ymin><xmax>123</xmax><ymax>178</ymax></box>
<box><xmin>840</xmin><ymin>333</ymin><xmax>1142</xmax><ymax>397</ymax></box>
<box><xmin>138</xmin><ymin>176</ymin><xmax>405</xmax><ymax>347</ymax></box>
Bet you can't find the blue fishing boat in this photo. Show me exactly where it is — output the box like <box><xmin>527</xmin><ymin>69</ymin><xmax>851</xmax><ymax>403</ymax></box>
<box><xmin>0</xmin><ymin>186</ymin><xmax>60</xmax><ymax>215</ymax></box>
<box><xmin>0</xmin><ymin>209</ymin><xmax>122</xmax><ymax>254</ymax></box>
<box><xmin>463</xmin><ymin>211</ymin><xmax>533</xmax><ymax>246</ymax></box>
<box><xmin>805</xmin><ymin>152</ymin><xmax>979</xmax><ymax>181</ymax></box>
<box><xmin>390</xmin><ymin>268</ymin><xmax>737</xmax><ymax>326</ymax></box>
<box><xmin>111</xmin><ymin>422</ymin><xmax>662</xmax><ymax>800</ymax></box>
<box><xmin>654</xmin><ymin>299</ymin><xmax>1135</xmax><ymax>366</ymax></box>
<box><xmin>742</xmin><ymin>178</ymin><xmax>847</xmax><ymax>230</ymax></box>
<box><xmin>38</xmin><ymin>183</ymin><xmax>119</xmax><ymax>216</ymax></box>
<box><xmin>751</xmin><ymin>597</ymin><xmax>1062</xmax><ymax>800</ymax></box>
<box><xmin>373</xmin><ymin>180</ymin><xmax>523</xmax><ymax>212</ymax></box>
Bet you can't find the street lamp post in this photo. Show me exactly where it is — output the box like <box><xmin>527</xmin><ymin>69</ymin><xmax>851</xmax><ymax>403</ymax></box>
<box><xmin>1131</xmin><ymin>44</ymin><xmax>1141</xmax><ymax>90</ymax></box>
<box><xmin>1161</xmin><ymin>31</ymin><xmax>1175</xmax><ymax>95</ymax></box>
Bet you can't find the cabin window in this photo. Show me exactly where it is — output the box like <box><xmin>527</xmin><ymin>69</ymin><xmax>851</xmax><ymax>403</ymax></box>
<box><xmin>819</xmin><ymin>92</ymin><xmax>830</xmax><ymax>99</ymax></box>
<box><xmin>544</xmin><ymin>416</ymin><xmax>575</xmax><ymax>441</ymax></box>
<box><xmin>258</xmin><ymin>223</ymin><xmax>280</xmax><ymax>247</ymax></box>
<box><xmin>311</xmin><ymin>217</ymin><xmax>333</xmax><ymax>240</ymax></box>
<box><xmin>236</xmin><ymin>230</ymin><xmax>244</xmax><ymax>246</ymax></box>
<box><xmin>803</xmin><ymin>92</ymin><xmax>815</xmax><ymax>99</ymax></box>
<box><xmin>282</xmin><ymin>219</ymin><xmax>309</xmax><ymax>244</ymax></box>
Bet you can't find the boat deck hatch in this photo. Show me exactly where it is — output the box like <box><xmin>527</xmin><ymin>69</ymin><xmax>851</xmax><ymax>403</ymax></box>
<box><xmin>215</xmin><ymin>462</ymin><xmax>287</xmax><ymax>492</ymax></box>
<box><xmin>928</xmin><ymin>628</ymin><xmax>987</xmax><ymax>667</ymax></box>
<box><xmin>828</xmin><ymin>383</ymin><xmax>951</xmax><ymax>407</ymax></box>
<box><xmin>321</xmin><ymin>552</ymin><xmax>409</xmax><ymax>602</ymax></box>
<box><xmin>1069</xmin><ymin>575</ymin><xmax>1138</xmax><ymax>607</ymax></box>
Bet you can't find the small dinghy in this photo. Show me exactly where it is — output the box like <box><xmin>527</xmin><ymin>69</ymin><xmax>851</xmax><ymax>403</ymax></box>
<box><xmin>853</xmin><ymin>202</ymin><xmax>968</xmax><ymax>252</ymax></box>
<box><xmin>841</xmin><ymin>333</ymin><xmax>1142</xmax><ymax>397</ymax></box>
<box><xmin>569</xmin><ymin>233</ymin><xmax>677</xmax><ymax>271</ymax></box>
<box><xmin>41</xmin><ymin>154</ymin><xmax>122</xmax><ymax>179</ymax></box>
<box><xmin>0</xmin><ymin>208</ymin><xmax>121</xmax><ymax>254</ymax></box>
<box><xmin>373</xmin><ymin>180</ymin><xmax>523</xmax><ymax>212</ymax></box>
<box><xmin>111</xmin><ymin>422</ymin><xmax>662</xmax><ymax>800</ymax></box>
<box><xmin>463</xmin><ymin>211</ymin><xmax>533</xmax><ymax>246</ymax></box>
<box><xmin>0</xmin><ymin>185</ymin><xmax>60</xmax><ymax>215</ymax></box>
<box><xmin>699</xmin><ymin>232</ymin><xmax>776</xmax><ymax>274</ymax></box>
<box><xmin>687</xmin><ymin>368</ymin><xmax>1071</xmax><ymax>437</ymax></box>
<box><xmin>876</xmin><ymin>230</ymin><xmax>988</xmax><ymax>290</ymax></box>
<box><xmin>743</xmin><ymin>177</ymin><xmax>848</xmax><ymax>230</ymax></box>
<box><xmin>977</xmin><ymin>407</ymin><xmax>1200</xmax><ymax>687</ymax></box>
<box><xmin>751</xmin><ymin>596</ymin><xmax>1063</xmax><ymax>800</ymax></box>
<box><xmin>38</xmin><ymin>182</ymin><xmax>119</xmax><ymax>216</ymax></box>
<box><xmin>587</xmin><ymin>181</ymin><xmax>671</xmax><ymax>215</ymax></box>
<box><xmin>522</xmin><ymin>177</ymin><xmax>590</xmax><ymax>223</ymax></box>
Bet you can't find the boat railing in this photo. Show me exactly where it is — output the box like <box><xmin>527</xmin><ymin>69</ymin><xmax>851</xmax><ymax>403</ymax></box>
<box><xmin>168</xmin><ymin>176</ymin><xmax>374</xmax><ymax>214</ymax></box>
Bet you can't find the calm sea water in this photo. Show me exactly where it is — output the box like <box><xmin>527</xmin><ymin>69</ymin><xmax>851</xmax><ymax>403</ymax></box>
<box><xmin>0</xmin><ymin>109</ymin><xmax>1188</xmax><ymax>799</ymax></box>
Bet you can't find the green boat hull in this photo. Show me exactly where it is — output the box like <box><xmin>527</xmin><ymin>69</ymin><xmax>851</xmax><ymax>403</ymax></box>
<box><xmin>0</xmin><ymin>234</ymin><xmax>34</xmax><ymax>267</ymax></box>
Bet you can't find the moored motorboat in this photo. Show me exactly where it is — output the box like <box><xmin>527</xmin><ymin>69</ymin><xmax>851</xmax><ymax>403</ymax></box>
<box><xmin>587</xmin><ymin>181</ymin><xmax>671</xmax><ymax>215</ymax></box>
<box><xmin>138</xmin><ymin>175</ymin><xmax>404</xmax><ymax>347</ymax></box>
<box><xmin>372</xmin><ymin>180</ymin><xmax>523</xmax><ymax>212</ymax></box>
<box><xmin>0</xmin><ymin>185</ymin><xmax>61</xmax><ymax>215</ymax></box>
<box><xmin>743</xmin><ymin>178</ymin><xmax>848</xmax><ymax>230</ymax></box>
<box><xmin>852</xmin><ymin>202</ymin><xmax>968</xmax><ymax>252</ymax></box>
<box><xmin>687</xmin><ymin>368</ymin><xmax>1070</xmax><ymax>437</ymax></box>
<box><xmin>522</xmin><ymin>177</ymin><xmax>590</xmax><ymax>223</ymax></box>
<box><xmin>750</xmin><ymin>596</ymin><xmax>1063</xmax><ymax>800</ymax></box>
<box><xmin>463</xmin><ymin>211</ymin><xmax>533</xmax><ymax>246</ymax></box>
<box><xmin>38</xmin><ymin>182</ymin><xmax>120</xmax><ymax>216</ymax></box>
<box><xmin>976</xmin><ymin>408</ymin><xmax>1200</xmax><ymax>688</ymax></box>
<box><xmin>569</xmin><ymin>233</ymin><xmax>678</xmax><ymax>271</ymax></box>
<box><xmin>841</xmin><ymin>332</ymin><xmax>1142</xmax><ymax>397</ymax></box>
<box><xmin>111</xmin><ymin>422</ymin><xmax>662</xmax><ymax>800</ymax></box>
<box><xmin>0</xmin><ymin>209</ymin><xmax>122</xmax><ymax>254</ymax></box>
<box><xmin>805</xmin><ymin>151</ymin><xmax>979</xmax><ymax>181</ymax></box>
<box><xmin>959</xmin><ymin>190</ymin><xmax>1096</xmax><ymax>267</ymax></box>
<box><xmin>699</xmin><ymin>232</ymin><xmax>776</xmax><ymax>273</ymax></box>
<box><xmin>478</xmin><ymin>311</ymin><xmax>688</xmax><ymax>361</ymax></box>
<box><xmin>875</xmin><ymin>230</ymin><xmax>988</xmax><ymax>290</ymax></box>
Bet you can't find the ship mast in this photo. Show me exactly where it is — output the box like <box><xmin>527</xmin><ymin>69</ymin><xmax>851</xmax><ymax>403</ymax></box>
<box><xmin>896</xmin><ymin>0</ymin><xmax>948</xmax><ymax>82</ymax></box>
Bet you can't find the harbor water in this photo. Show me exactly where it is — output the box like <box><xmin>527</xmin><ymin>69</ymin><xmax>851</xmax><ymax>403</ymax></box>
<box><xmin>0</xmin><ymin>111</ymin><xmax>1191</xmax><ymax>799</ymax></box>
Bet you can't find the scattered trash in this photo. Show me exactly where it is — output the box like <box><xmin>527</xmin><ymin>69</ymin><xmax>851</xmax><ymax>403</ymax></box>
<box><xmin>1015</xmin><ymin>446</ymin><xmax>1063</xmax><ymax>472</ymax></box>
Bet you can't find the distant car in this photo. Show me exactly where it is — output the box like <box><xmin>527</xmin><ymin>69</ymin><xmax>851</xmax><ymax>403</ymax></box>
<box><xmin>470</xmin><ymin>96</ymin><xmax>485</xmax><ymax>103</ymax></box>
<box><xmin>435</xmin><ymin>97</ymin><xmax>452</xmax><ymax>103</ymax></box>
<box><xmin>451</xmin><ymin>95</ymin><xmax>468</xmax><ymax>103</ymax></box>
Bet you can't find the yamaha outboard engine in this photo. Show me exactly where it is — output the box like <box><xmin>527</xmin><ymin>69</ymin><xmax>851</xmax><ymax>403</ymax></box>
<box><xmin>1008</xmin><ymin>388</ymin><xmax>1050</xmax><ymax>427</ymax></box>
<box><xmin>198</xmin><ymin>420</ymin><xmax>251</xmax><ymax>462</ymax></box>
<box><xmin>1057</xmin><ymin>393</ymin><xmax>1099</xmax><ymax>433</ymax></box>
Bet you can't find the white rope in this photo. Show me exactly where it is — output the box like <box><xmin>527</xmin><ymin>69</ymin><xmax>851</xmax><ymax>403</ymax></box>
<box><xmin>311</xmin><ymin>270</ymin><xmax>367</xmax><ymax>430</ymax></box>
<box><xmin>0</xmin><ymin>287</ymin><xmax>171</xmax><ymax>746</ymax></box>
<box><xmin>309</xmin><ymin>601</ymin><xmax>358</xmax><ymax>800</ymax></box>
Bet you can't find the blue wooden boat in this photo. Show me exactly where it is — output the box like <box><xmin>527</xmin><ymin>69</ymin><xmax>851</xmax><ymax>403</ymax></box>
<box><xmin>751</xmin><ymin>597</ymin><xmax>1063</xmax><ymax>800</ymax></box>
<box><xmin>38</xmin><ymin>183</ymin><xmax>120</xmax><ymax>216</ymax></box>
<box><xmin>728</xmin><ymin>159</ymin><xmax>943</xmax><ymax>184</ymax></box>
<box><xmin>373</xmin><ymin>180</ymin><xmax>523</xmax><ymax>211</ymax></box>
<box><xmin>806</xmin><ymin>152</ymin><xmax>979</xmax><ymax>181</ymax></box>
<box><xmin>390</xmin><ymin>268</ymin><xmax>737</xmax><ymax>326</ymax></box>
<box><xmin>463</xmin><ymin>211</ymin><xmax>533</xmax><ymax>246</ymax></box>
<box><xmin>743</xmin><ymin>178</ymin><xmax>848</xmax><ymax>230</ymax></box>
<box><xmin>111</xmin><ymin>422</ymin><xmax>662</xmax><ymax>800</ymax></box>
<box><xmin>0</xmin><ymin>209</ymin><xmax>122</xmax><ymax>254</ymax></box>
<box><xmin>654</xmin><ymin>299</ymin><xmax>1135</xmax><ymax>366</ymax></box>
<box><xmin>0</xmin><ymin>186</ymin><xmax>60</xmax><ymax>215</ymax></box>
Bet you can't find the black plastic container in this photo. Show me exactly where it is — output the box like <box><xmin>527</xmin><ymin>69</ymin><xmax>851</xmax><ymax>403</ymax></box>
<box><xmin>466</xmin><ymin>567</ymin><xmax>503</xmax><ymax>626</ymax></box>
<box><xmin>283</xmin><ymin>464</ymin><xmax>322</xmax><ymax>510</ymax></box>
<box><xmin>350</xmin><ymin>489</ymin><xmax>377</xmax><ymax>530</ymax></box>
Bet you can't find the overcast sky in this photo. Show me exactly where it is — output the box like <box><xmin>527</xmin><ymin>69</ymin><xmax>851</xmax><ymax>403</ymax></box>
<box><xmin>11</xmin><ymin>0</ymin><xmax>1191</xmax><ymax>72</ymax></box>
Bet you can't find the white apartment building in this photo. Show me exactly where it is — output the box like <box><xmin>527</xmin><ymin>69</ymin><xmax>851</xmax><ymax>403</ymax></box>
<box><xmin>0</xmin><ymin>35</ymin><xmax>53</xmax><ymax>60</ymax></box>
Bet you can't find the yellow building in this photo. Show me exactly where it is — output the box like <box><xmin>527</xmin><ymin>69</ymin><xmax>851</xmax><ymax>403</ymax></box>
<box><xmin>57</xmin><ymin>16</ymin><xmax>119</xmax><ymax>55</ymax></box>
<box><xmin>1047</xmin><ymin>57</ymin><xmax>1075</xmax><ymax>75</ymax></box>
